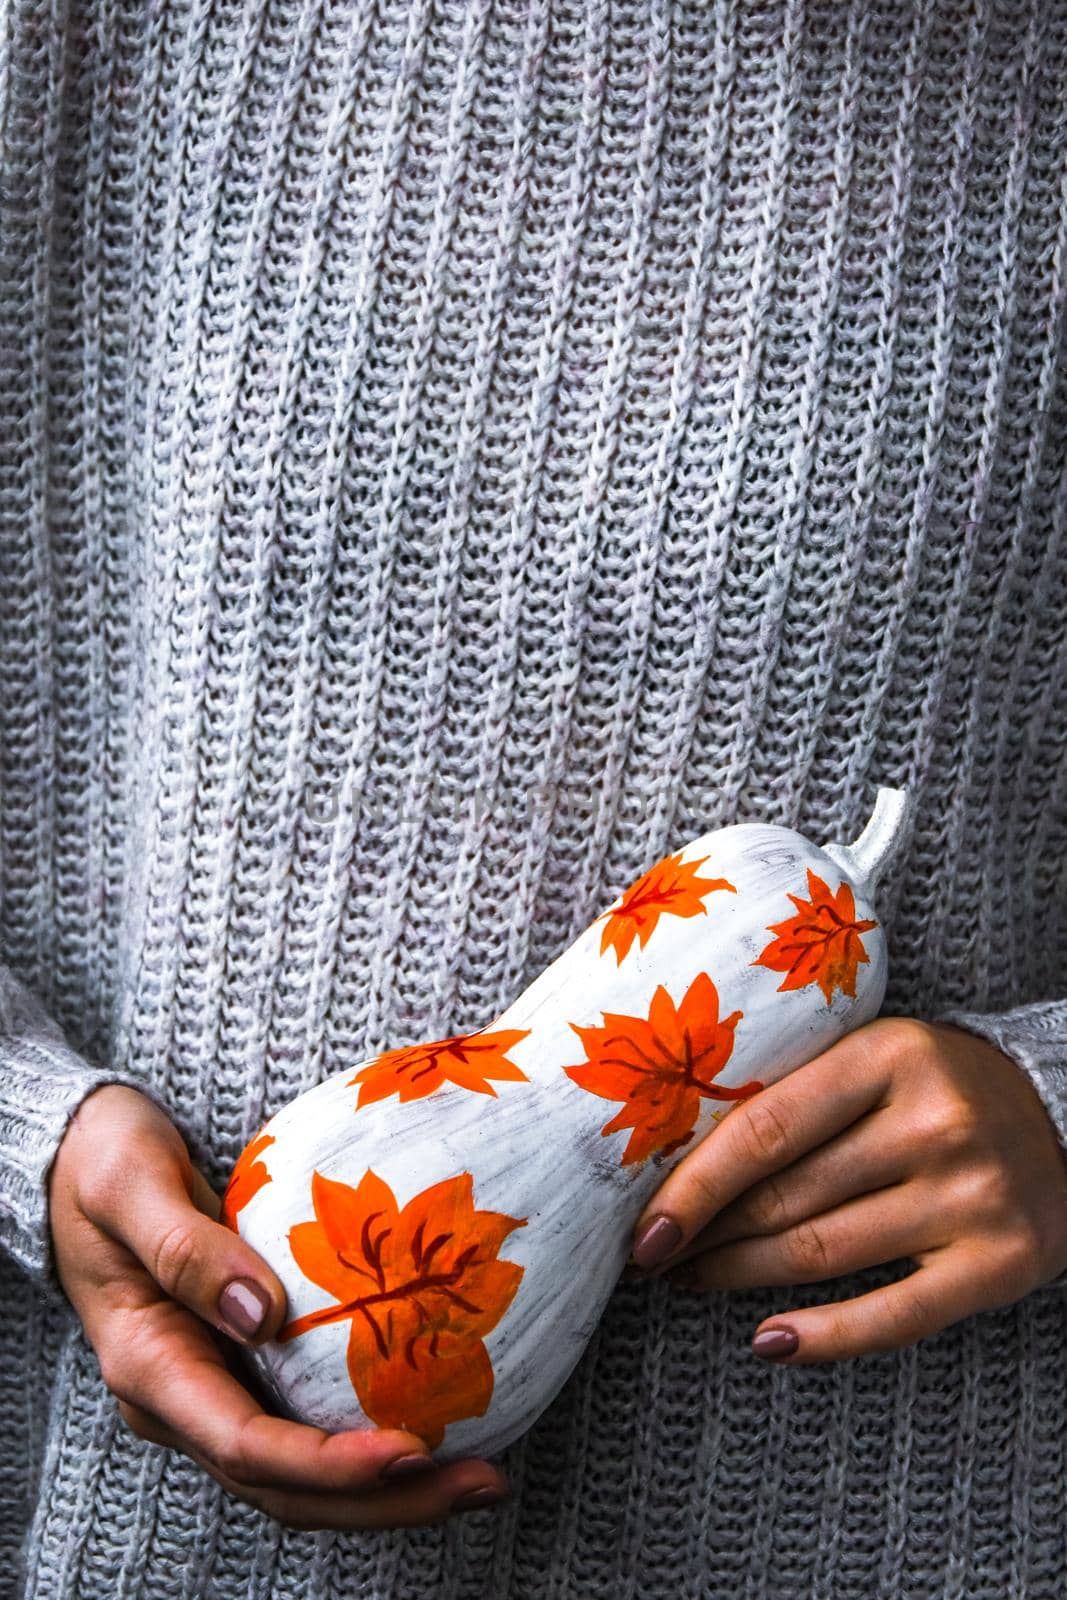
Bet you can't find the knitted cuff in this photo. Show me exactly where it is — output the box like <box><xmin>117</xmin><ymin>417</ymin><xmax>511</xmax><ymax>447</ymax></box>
<box><xmin>0</xmin><ymin>964</ymin><xmax>169</xmax><ymax>1301</ymax></box>
<box><xmin>931</xmin><ymin>997</ymin><xmax>1067</xmax><ymax>1291</ymax></box>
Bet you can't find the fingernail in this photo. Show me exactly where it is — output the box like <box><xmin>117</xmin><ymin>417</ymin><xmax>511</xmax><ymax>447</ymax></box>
<box><xmin>631</xmin><ymin>1215</ymin><xmax>682</xmax><ymax>1272</ymax></box>
<box><xmin>380</xmin><ymin>1453</ymin><xmax>436</xmax><ymax>1483</ymax></box>
<box><xmin>752</xmin><ymin>1325</ymin><xmax>799</xmax><ymax>1359</ymax></box>
<box><xmin>451</xmin><ymin>1485</ymin><xmax>508</xmax><ymax>1514</ymax></box>
<box><xmin>219</xmin><ymin>1278</ymin><xmax>271</xmax><ymax>1341</ymax></box>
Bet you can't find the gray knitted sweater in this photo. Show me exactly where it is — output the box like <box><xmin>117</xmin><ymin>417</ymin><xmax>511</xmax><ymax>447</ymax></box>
<box><xmin>2</xmin><ymin>0</ymin><xmax>1067</xmax><ymax>1594</ymax></box>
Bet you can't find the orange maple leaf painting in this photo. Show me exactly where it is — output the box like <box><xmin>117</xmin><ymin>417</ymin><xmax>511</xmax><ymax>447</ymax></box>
<box><xmin>597</xmin><ymin>851</ymin><xmax>736</xmax><ymax>964</ymax></box>
<box><xmin>563</xmin><ymin>972</ymin><xmax>761</xmax><ymax>1165</ymax></box>
<box><xmin>220</xmin><ymin>1131</ymin><xmax>275</xmax><ymax>1232</ymax></box>
<box><xmin>278</xmin><ymin>1168</ymin><xmax>527</xmax><ymax>1447</ymax></box>
<box><xmin>752</xmin><ymin>867</ymin><xmax>878</xmax><ymax>1004</ymax></box>
<box><xmin>348</xmin><ymin>1028</ymin><xmax>531</xmax><ymax>1111</ymax></box>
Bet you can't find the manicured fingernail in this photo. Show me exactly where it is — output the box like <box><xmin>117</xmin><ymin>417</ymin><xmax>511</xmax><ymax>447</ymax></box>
<box><xmin>631</xmin><ymin>1215</ymin><xmax>682</xmax><ymax>1272</ymax></box>
<box><xmin>380</xmin><ymin>1453</ymin><xmax>436</xmax><ymax>1483</ymax></box>
<box><xmin>219</xmin><ymin>1278</ymin><xmax>270</xmax><ymax>1341</ymax></box>
<box><xmin>752</xmin><ymin>1325</ymin><xmax>799</xmax><ymax>1359</ymax></box>
<box><xmin>451</xmin><ymin>1485</ymin><xmax>508</xmax><ymax>1514</ymax></box>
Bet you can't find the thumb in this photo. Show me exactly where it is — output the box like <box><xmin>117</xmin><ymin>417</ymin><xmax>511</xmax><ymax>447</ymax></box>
<box><xmin>100</xmin><ymin>1142</ymin><xmax>288</xmax><ymax>1347</ymax></box>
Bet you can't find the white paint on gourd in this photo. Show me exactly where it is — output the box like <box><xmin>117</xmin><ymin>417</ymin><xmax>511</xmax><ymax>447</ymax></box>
<box><xmin>229</xmin><ymin>787</ymin><xmax>911</xmax><ymax>1460</ymax></box>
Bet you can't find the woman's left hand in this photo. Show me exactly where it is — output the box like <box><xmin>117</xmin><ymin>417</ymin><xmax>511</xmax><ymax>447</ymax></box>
<box><xmin>628</xmin><ymin>1017</ymin><xmax>1067</xmax><ymax>1363</ymax></box>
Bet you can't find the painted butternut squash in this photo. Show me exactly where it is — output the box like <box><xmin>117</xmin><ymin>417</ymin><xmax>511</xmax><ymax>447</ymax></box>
<box><xmin>224</xmin><ymin>786</ymin><xmax>910</xmax><ymax>1459</ymax></box>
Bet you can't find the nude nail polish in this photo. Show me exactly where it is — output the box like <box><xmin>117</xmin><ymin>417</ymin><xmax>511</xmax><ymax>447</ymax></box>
<box><xmin>752</xmin><ymin>1326</ymin><xmax>799</xmax><ymax>1359</ymax></box>
<box><xmin>631</xmin><ymin>1215</ymin><xmax>682</xmax><ymax>1272</ymax></box>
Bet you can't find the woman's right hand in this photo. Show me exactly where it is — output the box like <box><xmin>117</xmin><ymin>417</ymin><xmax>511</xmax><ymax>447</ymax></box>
<box><xmin>48</xmin><ymin>1083</ymin><xmax>509</xmax><ymax>1529</ymax></box>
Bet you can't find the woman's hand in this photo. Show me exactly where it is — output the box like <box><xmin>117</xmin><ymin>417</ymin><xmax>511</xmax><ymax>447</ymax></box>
<box><xmin>627</xmin><ymin>1017</ymin><xmax>1067</xmax><ymax>1363</ymax></box>
<box><xmin>48</xmin><ymin>1084</ymin><xmax>508</xmax><ymax>1528</ymax></box>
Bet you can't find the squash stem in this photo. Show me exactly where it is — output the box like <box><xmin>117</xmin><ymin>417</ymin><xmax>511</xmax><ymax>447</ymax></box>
<box><xmin>821</xmin><ymin>785</ymin><xmax>911</xmax><ymax>900</ymax></box>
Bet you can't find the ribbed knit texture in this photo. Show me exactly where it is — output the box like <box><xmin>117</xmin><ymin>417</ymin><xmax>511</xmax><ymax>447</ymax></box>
<box><xmin>2</xmin><ymin>0</ymin><xmax>1067</xmax><ymax>1594</ymax></box>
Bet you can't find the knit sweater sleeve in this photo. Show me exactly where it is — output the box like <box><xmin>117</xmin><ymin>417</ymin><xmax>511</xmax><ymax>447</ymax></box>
<box><xmin>0</xmin><ymin>963</ymin><xmax>170</xmax><ymax>1300</ymax></box>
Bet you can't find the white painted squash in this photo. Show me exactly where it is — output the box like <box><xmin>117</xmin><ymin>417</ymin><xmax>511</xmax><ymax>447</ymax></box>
<box><xmin>225</xmin><ymin>786</ymin><xmax>910</xmax><ymax>1460</ymax></box>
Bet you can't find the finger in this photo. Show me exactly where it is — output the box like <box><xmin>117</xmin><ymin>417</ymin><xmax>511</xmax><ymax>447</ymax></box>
<box><xmin>745</xmin><ymin>1239</ymin><xmax>1034</xmax><ymax>1363</ymax></box>
<box><xmin>668</xmin><ymin>1182</ymin><xmax>937</xmax><ymax>1290</ymax></box>
<box><xmin>103</xmin><ymin>1301</ymin><xmax>459</xmax><ymax>1492</ymax></box>
<box><xmin>670</xmin><ymin>1104</ymin><xmax>904</xmax><ymax>1261</ymax></box>
<box><xmin>115</xmin><ymin>1400</ymin><xmax>506</xmax><ymax>1530</ymax></box>
<box><xmin>631</xmin><ymin>1025</ymin><xmax>894</xmax><ymax>1270</ymax></box>
<box><xmin>190</xmin><ymin>1166</ymin><xmax>223</xmax><ymax>1223</ymax></box>
<box><xmin>78</xmin><ymin>1137</ymin><xmax>289</xmax><ymax>1347</ymax></box>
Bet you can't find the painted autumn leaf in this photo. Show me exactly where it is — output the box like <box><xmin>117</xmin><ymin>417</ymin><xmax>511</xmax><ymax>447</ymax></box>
<box><xmin>596</xmin><ymin>850</ymin><xmax>736</xmax><ymax>964</ymax></box>
<box><xmin>348</xmin><ymin>1028</ymin><xmax>531</xmax><ymax>1111</ymax></box>
<box><xmin>752</xmin><ymin>867</ymin><xmax>878</xmax><ymax>1004</ymax></box>
<box><xmin>563</xmin><ymin>972</ymin><xmax>761</xmax><ymax>1165</ymax></box>
<box><xmin>220</xmin><ymin>1131</ymin><xmax>275</xmax><ymax>1232</ymax></box>
<box><xmin>278</xmin><ymin>1168</ymin><xmax>527</xmax><ymax>1448</ymax></box>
